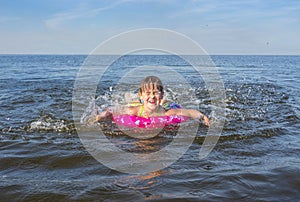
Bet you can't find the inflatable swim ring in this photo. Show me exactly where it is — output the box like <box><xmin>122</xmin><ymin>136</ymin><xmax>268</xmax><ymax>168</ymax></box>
<box><xmin>113</xmin><ymin>115</ymin><xmax>189</xmax><ymax>129</ymax></box>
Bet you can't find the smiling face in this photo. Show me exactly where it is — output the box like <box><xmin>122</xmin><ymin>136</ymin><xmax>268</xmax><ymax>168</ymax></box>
<box><xmin>140</xmin><ymin>87</ymin><xmax>163</xmax><ymax>111</ymax></box>
<box><xmin>138</xmin><ymin>76</ymin><xmax>164</xmax><ymax>113</ymax></box>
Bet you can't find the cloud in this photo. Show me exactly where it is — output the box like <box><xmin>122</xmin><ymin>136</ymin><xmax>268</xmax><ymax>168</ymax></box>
<box><xmin>45</xmin><ymin>0</ymin><xmax>132</xmax><ymax>29</ymax></box>
<box><xmin>44</xmin><ymin>0</ymin><xmax>176</xmax><ymax>29</ymax></box>
<box><xmin>169</xmin><ymin>0</ymin><xmax>300</xmax><ymax>27</ymax></box>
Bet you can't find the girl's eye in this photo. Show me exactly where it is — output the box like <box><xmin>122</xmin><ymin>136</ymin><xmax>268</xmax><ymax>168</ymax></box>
<box><xmin>145</xmin><ymin>91</ymin><xmax>160</xmax><ymax>96</ymax></box>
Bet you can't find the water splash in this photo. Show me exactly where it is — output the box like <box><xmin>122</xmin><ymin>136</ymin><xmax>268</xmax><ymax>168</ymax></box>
<box><xmin>29</xmin><ymin>114</ymin><xmax>74</xmax><ymax>133</ymax></box>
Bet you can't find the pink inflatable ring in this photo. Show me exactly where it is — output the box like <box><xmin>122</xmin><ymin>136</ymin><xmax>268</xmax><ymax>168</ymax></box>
<box><xmin>113</xmin><ymin>115</ymin><xmax>189</xmax><ymax>129</ymax></box>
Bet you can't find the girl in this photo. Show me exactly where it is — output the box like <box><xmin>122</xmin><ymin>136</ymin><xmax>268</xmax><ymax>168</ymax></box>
<box><xmin>96</xmin><ymin>76</ymin><xmax>210</xmax><ymax>126</ymax></box>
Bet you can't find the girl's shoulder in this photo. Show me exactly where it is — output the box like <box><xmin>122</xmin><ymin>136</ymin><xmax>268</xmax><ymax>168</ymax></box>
<box><xmin>127</xmin><ymin>105</ymin><xmax>142</xmax><ymax>116</ymax></box>
<box><xmin>165</xmin><ymin>108</ymin><xmax>181</xmax><ymax>116</ymax></box>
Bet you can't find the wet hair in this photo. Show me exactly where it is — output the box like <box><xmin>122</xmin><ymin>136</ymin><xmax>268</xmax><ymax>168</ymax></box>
<box><xmin>138</xmin><ymin>76</ymin><xmax>164</xmax><ymax>96</ymax></box>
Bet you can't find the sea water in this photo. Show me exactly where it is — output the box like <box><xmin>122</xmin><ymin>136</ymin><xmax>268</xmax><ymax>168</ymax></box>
<box><xmin>0</xmin><ymin>55</ymin><xmax>299</xmax><ymax>201</ymax></box>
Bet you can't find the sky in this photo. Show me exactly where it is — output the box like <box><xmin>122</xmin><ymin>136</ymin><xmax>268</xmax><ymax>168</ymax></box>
<box><xmin>0</xmin><ymin>0</ymin><xmax>300</xmax><ymax>55</ymax></box>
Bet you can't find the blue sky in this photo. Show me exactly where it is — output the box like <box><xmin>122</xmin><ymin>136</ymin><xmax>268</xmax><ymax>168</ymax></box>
<box><xmin>0</xmin><ymin>0</ymin><xmax>299</xmax><ymax>54</ymax></box>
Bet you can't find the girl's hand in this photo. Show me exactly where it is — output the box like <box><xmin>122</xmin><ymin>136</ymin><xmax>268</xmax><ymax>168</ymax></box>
<box><xmin>96</xmin><ymin>108</ymin><xmax>112</xmax><ymax>121</ymax></box>
<box><xmin>198</xmin><ymin>114</ymin><xmax>210</xmax><ymax>127</ymax></box>
<box><xmin>202</xmin><ymin>115</ymin><xmax>210</xmax><ymax>126</ymax></box>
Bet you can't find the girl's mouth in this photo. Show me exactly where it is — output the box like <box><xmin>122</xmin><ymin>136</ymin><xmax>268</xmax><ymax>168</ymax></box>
<box><xmin>148</xmin><ymin>100</ymin><xmax>156</xmax><ymax>105</ymax></box>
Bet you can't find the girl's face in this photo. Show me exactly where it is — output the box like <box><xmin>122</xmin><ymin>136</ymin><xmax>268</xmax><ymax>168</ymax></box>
<box><xmin>140</xmin><ymin>87</ymin><xmax>163</xmax><ymax>111</ymax></box>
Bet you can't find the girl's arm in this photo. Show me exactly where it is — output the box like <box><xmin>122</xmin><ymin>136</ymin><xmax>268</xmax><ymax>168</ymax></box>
<box><xmin>165</xmin><ymin>108</ymin><xmax>210</xmax><ymax>126</ymax></box>
<box><xmin>95</xmin><ymin>106</ymin><xmax>140</xmax><ymax>122</ymax></box>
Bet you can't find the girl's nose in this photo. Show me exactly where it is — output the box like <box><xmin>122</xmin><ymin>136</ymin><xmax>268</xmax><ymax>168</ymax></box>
<box><xmin>150</xmin><ymin>93</ymin><xmax>155</xmax><ymax>98</ymax></box>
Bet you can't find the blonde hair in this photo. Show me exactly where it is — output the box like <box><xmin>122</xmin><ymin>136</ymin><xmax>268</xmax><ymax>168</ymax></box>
<box><xmin>138</xmin><ymin>76</ymin><xmax>164</xmax><ymax>96</ymax></box>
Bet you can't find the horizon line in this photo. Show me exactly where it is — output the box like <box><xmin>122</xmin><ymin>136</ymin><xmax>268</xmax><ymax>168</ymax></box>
<box><xmin>1</xmin><ymin>53</ymin><xmax>300</xmax><ymax>56</ymax></box>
